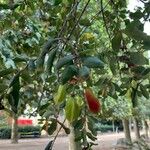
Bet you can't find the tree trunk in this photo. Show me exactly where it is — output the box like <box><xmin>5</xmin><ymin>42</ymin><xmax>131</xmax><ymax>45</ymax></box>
<box><xmin>112</xmin><ymin>120</ymin><xmax>115</xmax><ymax>132</ymax></box>
<box><xmin>69</xmin><ymin>123</ymin><xmax>81</xmax><ymax>150</ymax></box>
<box><xmin>143</xmin><ymin>120</ymin><xmax>149</xmax><ymax>139</ymax></box>
<box><xmin>133</xmin><ymin>118</ymin><xmax>140</xmax><ymax>140</ymax></box>
<box><xmin>11</xmin><ymin>114</ymin><xmax>18</xmax><ymax>144</ymax></box>
<box><xmin>129</xmin><ymin>118</ymin><xmax>132</xmax><ymax>132</ymax></box>
<box><xmin>122</xmin><ymin>119</ymin><xmax>132</xmax><ymax>143</ymax></box>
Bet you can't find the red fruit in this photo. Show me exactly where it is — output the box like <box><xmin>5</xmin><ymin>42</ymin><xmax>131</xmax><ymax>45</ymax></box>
<box><xmin>84</xmin><ymin>88</ymin><xmax>101</xmax><ymax>114</ymax></box>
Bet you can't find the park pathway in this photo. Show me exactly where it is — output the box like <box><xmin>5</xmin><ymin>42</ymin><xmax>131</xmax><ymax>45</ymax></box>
<box><xmin>0</xmin><ymin>132</ymin><xmax>129</xmax><ymax>150</ymax></box>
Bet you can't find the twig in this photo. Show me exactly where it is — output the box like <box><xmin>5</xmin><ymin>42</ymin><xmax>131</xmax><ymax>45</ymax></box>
<box><xmin>67</xmin><ymin>0</ymin><xmax>91</xmax><ymax>40</ymax></box>
<box><xmin>50</xmin><ymin>119</ymin><xmax>66</xmax><ymax>149</ymax></box>
<box><xmin>79</xmin><ymin>0</ymin><xmax>111</xmax><ymax>37</ymax></box>
<box><xmin>57</xmin><ymin>0</ymin><xmax>81</xmax><ymax>38</ymax></box>
<box><xmin>100</xmin><ymin>0</ymin><xmax>112</xmax><ymax>41</ymax></box>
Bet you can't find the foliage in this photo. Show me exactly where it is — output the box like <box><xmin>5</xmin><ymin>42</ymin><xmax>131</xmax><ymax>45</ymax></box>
<box><xmin>0</xmin><ymin>125</ymin><xmax>41</xmax><ymax>139</ymax></box>
<box><xmin>0</xmin><ymin>0</ymin><xmax>150</xmax><ymax>148</ymax></box>
<box><xmin>0</xmin><ymin>126</ymin><xmax>11</xmax><ymax>139</ymax></box>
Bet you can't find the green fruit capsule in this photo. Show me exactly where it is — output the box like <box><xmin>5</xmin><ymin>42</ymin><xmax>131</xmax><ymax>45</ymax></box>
<box><xmin>65</xmin><ymin>97</ymin><xmax>81</xmax><ymax>122</ymax></box>
<box><xmin>54</xmin><ymin>84</ymin><xmax>66</xmax><ymax>104</ymax></box>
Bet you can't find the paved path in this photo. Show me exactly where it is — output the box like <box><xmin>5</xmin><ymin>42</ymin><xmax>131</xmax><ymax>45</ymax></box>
<box><xmin>0</xmin><ymin>132</ymin><xmax>128</xmax><ymax>150</ymax></box>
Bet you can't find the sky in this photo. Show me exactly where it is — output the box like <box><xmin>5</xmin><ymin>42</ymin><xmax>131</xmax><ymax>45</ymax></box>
<box><xmin>128</xmin><ymin>0</ymin><xmax>150</xmax><ymax>35</ymax></box>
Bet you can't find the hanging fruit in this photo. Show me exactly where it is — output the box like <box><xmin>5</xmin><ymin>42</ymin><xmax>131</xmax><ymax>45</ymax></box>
<box><xmin>84</xmin><ymin>88</ymin><xmax>101</xmax><ymax>114</ymax></box>
<box><xmin>65</xmin><ymin>96</ymin><xmax>81</xmax><ymax>122</ymax></box>
<box><xmin>54</xmin><ymin>84</ymin><xmax>66</xmax><ymax>104</ymax></box>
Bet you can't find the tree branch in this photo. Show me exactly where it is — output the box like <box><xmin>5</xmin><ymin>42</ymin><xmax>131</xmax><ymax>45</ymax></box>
<box><xmin>100</xmin><ymin>0</ymin><xmax>112</xmax><ymax>41</ymax></box>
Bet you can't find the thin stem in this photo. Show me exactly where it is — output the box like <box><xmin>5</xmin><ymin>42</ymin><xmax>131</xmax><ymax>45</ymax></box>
<box><xmin>67</xmin><ymin>0</ymin><xmax>91</xmax><ymax>40</ymax></box>
<box><xmin>100</xmin><ymin>0</ymin><xmax>112</xmax><ymax>41</ymax></box>
<box><xmin>57</xmin><ymin>0</ymin><xmax>80</xmax><ymax>38</ymax></box>
<box><xmin>79</xmin><ymin>0</ymin><xmax>111</xmax><ymax>37</ymax></box>
<box><xmin>50</xmin><ymin>119</ymin><xmax>66</xmax><ymax>149</ymax></box>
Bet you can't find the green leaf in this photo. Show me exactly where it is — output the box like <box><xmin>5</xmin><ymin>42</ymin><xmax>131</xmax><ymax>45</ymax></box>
<box><xmin>86</xmin><ymin>132</ymin><xmax>97</xmax><ymax>141</ymax></box>
<box><xmin>142</xmin><ymin>68</ymin><xmax>150</xmax><ymax>76</ymax></box>
<box><xmin>129</xmin><ymin>52</ymin><xmax>149</xmax><ymax>65</ymax></box>
<box><xmin>109</xmin><ymin>58</ymin><xmax>117</xmax><ymax>75</ymax></box>
<box><xmin>54</xmin><ymin>84</ymin><xmax>66</xmax><ymax>104</ymax></box>
<box><xmin>61</xmin><ymin>65</ymin><xmax>78</xmax><ymax>84</ymax></box>
<box><xmin>28</xmin><ymin>60</ymin><xmax>36</xmax><ymax>71</ymax></box>
<box><xmin>65</xmin><ymin>97</ymin><xmax>81</xmax><ymax>122</ymax></box>
<box><xmin>75</xmin><ymin>131</ymin><xmax>83</xmax><ymax>142</ymax></box>
<box><xmin>112</xmin><ymin>31</ymin><xmax>122</xmax><ymax>51</ymax></box>
<box><xmin>79</xmin><ymin>18</ymin><xmax>91</xmax><ymax>27</ymax></box>
<box><xmin>87</xmin><ymin>116</ymin><xmax>97</xmax><ymax>136</ymax></box>
<box><xmin>140</xmin><ymin>84</ymin><xmax>149</xmax><ymax>99</ymax></box>
<box><xmin>53</xmin><ymin>0</ymin><xmax>62</xmax><ymax>6</ymax></box>
<box><xmin>21</xmin><ymin>71</ymin><xmax>32</xmax><ymax>83</ymax></box>
<box><xmin>73</xmin><ymin>118</ymin><xmax>84</xmax><ymax>130</ymax></box>
<box><xmin>131</xmin><ymin>66</ymin><xmax>145</xmax><ymax>75</ymax></box>
<box><xmin>47</xmin><ymin>119</ymin><xmax>57</xmax><ymax>135</ymax></box>
<box><xmin>0</xmin><ymin>84</ymin><xmax>7</xmax><ymax>93</ymax></box>
<box><xmin>129</xmin><ymin>10</ymin><xmax>143</xmax><ymax>20</ymax></box>
<box><xmin>13</xmin><ymin>55</ymin><xmax>28</xmax><ymax>63</ymax></box>
<box><xmin>0</xmin><ymin>69</ymin><xmax>16</xmax><ymax>77</ymax></box>
<box><xmin>8</xmin><ymin>73</ymin><xmax>20</xmax><ymax>113</ymax></box>
<box><xmin>36</xmin><ymin>56</ymin><xmax>45</xmax><ymax>69</ymax></box>
<box><xmin>46</xmin><ymin>49</ymin><xmax>57</xmax><ymax>74</ymax></box>
<box><xmin>78</xmin><ymin>66</ymin><xmax>90</xmax><ymax>80</ymax></box>
<box><xmin>56</xmin><ymin>55</ymin><xmax>73</xmax><ymax>69</ymax></box>
<box><xmin>83</xmin><ymin>56</ymin><xmax>104</xmax><ymax>68</ymax></box>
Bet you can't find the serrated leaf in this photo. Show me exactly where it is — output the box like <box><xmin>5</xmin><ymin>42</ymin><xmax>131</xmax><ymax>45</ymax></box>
<box><xmin>140</xmin><ymin>85</ymin><xmax>149</xmax><ymax>99</ymax></box>
<box><xmin>83</xmin><ymin>56</ymin><xmax>104</xmax><ymax>68</ymax></box>
<box><xmin>130</xmin><ymin>52</ymin><xmax>149</xmax><ymax>65</ymax></box>
<box><xmin>65</xmin><ymin>97</ymin><xmax>81</xmax><ymax>122</ymax></box>
<box><xmin>56</xmin><ymin>55</ymin><xmax>73</xmax><ymax>69</ymax></box>
<box><xmin>112</xmin><ymin>31</ymin><xmax>122</xmax><ymax>51</ymax></box>
<box><xmin>78</xmin><ymin>66</ymin><xmax>90</xmax><ymax>79</ymax></box>
<box><xmin>46</xmin><ymin>49</ymin><xmax>57</xmax><ymax>74</ymax></box>
<box><xmin>61</xmin><ymin>65</ymin><xmax>78</xmax><ymax>84</ymax></box>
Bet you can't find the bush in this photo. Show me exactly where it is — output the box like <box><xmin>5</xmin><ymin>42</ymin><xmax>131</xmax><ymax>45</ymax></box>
<box><xmin>0</xmin><ymin>126</ymin><xmax>41</xmax><ymax>139</ymax></box>
<box><xmin>18</xmin><ymin>126</ymin><xmax>41</xmax><ymax>133</ymax></box>
<box><xmin>94</xmin><ymin>124</ymin><xmax>113</xmax><ymax>132</ymax></box>
<box><xmin>0</xmin><ymin>126</ymin><xmax>11</xmax><ymax>139</ymax></box>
